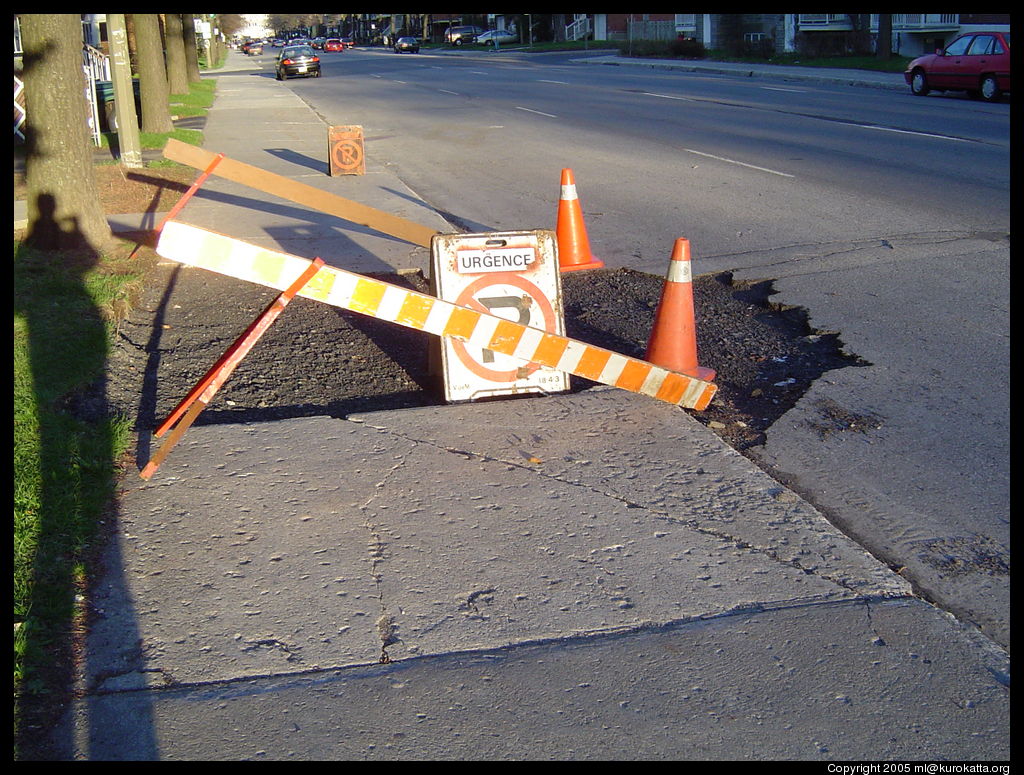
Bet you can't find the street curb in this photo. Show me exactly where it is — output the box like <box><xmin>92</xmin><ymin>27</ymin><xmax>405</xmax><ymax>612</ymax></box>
<box><xmin>573</xmin><ymin>55</ymin><xmax>908</xmax><ymax>91</ymax></box>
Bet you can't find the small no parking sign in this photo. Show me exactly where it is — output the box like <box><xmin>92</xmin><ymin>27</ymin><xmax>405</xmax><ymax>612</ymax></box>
<box><xmin>431</xmin><ymin>230</ymin><xmax>570</xmax><ymax>402</ymax></box>
<box><xmin>328</xmin><ymin>125</ymin><xmax>365</xmax><ymax>176</ymax></box>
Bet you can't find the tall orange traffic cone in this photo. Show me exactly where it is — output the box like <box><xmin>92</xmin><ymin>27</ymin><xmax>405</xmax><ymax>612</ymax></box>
<box><xmin>645</xmin><ymin>238</ymin><xmax>716</xmax><ymax>382</ymax></box>
<box><xmin>556</xmin><ymin>168</ymin><xmax>604</xmax><ymax>272</ymax></box>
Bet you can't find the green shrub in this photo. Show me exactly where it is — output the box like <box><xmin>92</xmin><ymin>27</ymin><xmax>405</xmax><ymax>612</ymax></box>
<box><xmin>618</xmin><ymin>37</ymin><xmax>707</xmax><ymax>59</ymax></box>
<box><xmin>669</xmin><ymin>37</ymin><xmax>706</xmax><ymax>58</ymax></box>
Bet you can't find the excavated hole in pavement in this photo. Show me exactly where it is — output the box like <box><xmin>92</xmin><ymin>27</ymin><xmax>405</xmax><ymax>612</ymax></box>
<box><xmin>79</xmin><ymin>262</ymin><xmax>870</xmax><ymax>460</ymax></box>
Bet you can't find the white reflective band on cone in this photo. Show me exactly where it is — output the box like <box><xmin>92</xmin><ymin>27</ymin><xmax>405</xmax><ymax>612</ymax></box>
<box><xmin>667</xmin><ymin>260</ymin><xmax>692</xmax><ymax>284</ymax></box>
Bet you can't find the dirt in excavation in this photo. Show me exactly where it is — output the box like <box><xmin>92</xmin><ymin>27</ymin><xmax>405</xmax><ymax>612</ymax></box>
<box><xmin>84</xmin><ymin>258</ymin><xmax>865</xmax><ymax>456</ymax></box>
<box><xmin>32</xmin><ymin>165</ymin><xmax>868</xmax><ymax>455</ymax></box>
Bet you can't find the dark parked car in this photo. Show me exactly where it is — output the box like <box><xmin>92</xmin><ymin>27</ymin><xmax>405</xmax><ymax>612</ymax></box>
<box><xmin>394</xmin><ymin>36</ymin><xmax>420</xmax><ymax>53</ymax></box>
<box><xmin>276</xmin><ymin>46</ymin><xmax>321</xmax><ymax>80</ymax></box>
<box><xmin>904</xmin><ymin>30</ymin><xmax>1011</xmax><ymax>102</ymax></box>
<box><xmin>445</xmin><ymin>25</ymin><xmax>482</xmax><ymax>46</ymax></box>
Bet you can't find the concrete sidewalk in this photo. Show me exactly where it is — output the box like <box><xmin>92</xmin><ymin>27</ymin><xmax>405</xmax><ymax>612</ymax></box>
<box><xmin>44</xmin><ymin>50</ymin><xmax>1008</xmax><ymax>761</ymax></box>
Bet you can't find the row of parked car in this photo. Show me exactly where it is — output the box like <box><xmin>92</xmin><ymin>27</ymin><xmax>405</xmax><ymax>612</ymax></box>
<box><xmin>271</xmin><ymin>36</ymin><xmax>355</xmax><ymax>51</ymax></box>
<box><xmin>393</xmin><ymin>27</ymin><xmax>519</xmax><ymax>53</ymax></box>
<box><xmin>246</xmin><ymin>28</ymin><xmax>519</xmax><ymax>57</ymax></box>
<box><xmin>444</xmin><ymin>26</ymin><xmax>519</xmax><ymax>46</ymax></box>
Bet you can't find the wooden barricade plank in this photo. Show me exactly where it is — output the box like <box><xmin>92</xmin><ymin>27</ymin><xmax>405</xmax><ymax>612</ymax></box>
<box><xmin>162</xmin><ymin>138</ymin><xmax>438</xmax><ymax>248</ymax></box>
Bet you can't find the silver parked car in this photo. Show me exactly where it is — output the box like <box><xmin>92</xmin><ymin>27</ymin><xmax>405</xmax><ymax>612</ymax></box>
<box><xmin>476</xmin><ymin>29</ymin><xmax>518</xmax><ymax>46</ymax></box>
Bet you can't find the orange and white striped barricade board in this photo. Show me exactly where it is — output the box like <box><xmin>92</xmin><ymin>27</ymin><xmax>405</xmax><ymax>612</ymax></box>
<box><xmin>430</xmin><ymin>230</ymin><xmax>570</xmax><ymax>403</ymax></box>
<box><xmin>155</xmin><ymin>221</ymin><xmax>718</xmax><ymax>410</ymax></box>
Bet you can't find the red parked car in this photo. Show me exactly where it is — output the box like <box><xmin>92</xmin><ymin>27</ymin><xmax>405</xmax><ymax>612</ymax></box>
<box><xmin>324</xmin><ymin>38</ymin><xmax>344</xmax><ymax>52</ymax></box>
<box><xmin>904</xmin><ymin>30</ymin><xmax>1011</xmax><ymax>102</ymax></box>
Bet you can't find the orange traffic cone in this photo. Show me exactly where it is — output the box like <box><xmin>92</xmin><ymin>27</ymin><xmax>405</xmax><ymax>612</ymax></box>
<box><xmin>556</xmin><ymin>168</ymin><xmax>604</xmax><ymax>272</ymax></box>
<box><xmin>645</xmin><ymin>238</ymin><xmax>716</xmax><ymax>382</ymax></box>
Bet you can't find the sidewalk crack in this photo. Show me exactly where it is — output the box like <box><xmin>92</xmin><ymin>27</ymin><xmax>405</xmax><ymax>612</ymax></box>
<box><xmin>358</xmin><ymin>457</ymin><xmax>405</xmax><ymax>664</ymax></box>
<box><xmin>348</xmin><ymin>419</ymin><xmax>902</xmax><ymax>598</ymax></box>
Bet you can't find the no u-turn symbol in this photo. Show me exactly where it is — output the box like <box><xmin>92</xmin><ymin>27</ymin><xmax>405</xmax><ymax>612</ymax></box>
<box><xmin>328</xmin><ymin>125</ymin><xmax>366</xmax><ymax>176</ymax></box>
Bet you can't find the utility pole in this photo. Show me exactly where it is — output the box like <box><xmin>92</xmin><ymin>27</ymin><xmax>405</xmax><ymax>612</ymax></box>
<box><xmin>107</xmin><ymin>13</ymin><xmax>143</xmax><ymax>168</ymax></box>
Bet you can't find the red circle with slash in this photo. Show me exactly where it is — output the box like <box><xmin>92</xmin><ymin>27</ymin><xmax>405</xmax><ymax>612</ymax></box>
<box><xmin>451</xmin><ymin>272</ymin><xmax>558</xmax><ymax>382</ymax></box>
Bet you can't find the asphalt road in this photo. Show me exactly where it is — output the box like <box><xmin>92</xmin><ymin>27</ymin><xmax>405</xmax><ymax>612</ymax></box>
<box><xmin>279</xmin><ymin>48</ymin><xmax>1009</xmax><ymax>271</ymax></box>
<box><xmin>260</xmin><ymin>47</ymin><xmax>1010</xmax><ymax>650</ymax></box>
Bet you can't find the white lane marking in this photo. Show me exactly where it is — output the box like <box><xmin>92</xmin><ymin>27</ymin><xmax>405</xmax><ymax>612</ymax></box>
<box><xmin>856</xmin><ymin>124</ymin><xmax>970</xmax><ymax>142</ymax></box>
<box><xmin>683</xmin><ymin>148</ymin><xmax>795</xmax><ymax>178</ymax></box>
<box><xmin>642</xmin><ymin>91</ymin><xmax>697</xmax><ymax>102</ymax></box>
<box><xmin>761</xmin><ymin>86</ymin><xmax>806</xmax><ymax>92</ymax></box>
<box><xmin>516</xmin><ymin>106</ymin><xmax>558</xmax><ymax>118</ymax></box>
<box><xmin>537</xmin><ymin>79</ymin><xmax>569</xmax><ymax>84</ymax></box>
<box><xmin>438</xmin><ymin>89</ymin><xmax>459</xmax><ymax>95</ymax></box>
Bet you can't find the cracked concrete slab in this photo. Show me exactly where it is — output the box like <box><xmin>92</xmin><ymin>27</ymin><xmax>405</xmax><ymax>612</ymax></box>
<box><xmin>350</xmin><ymin>387</ymin><xmax>909</xmax><ymax>599</ymax></box>
<box><xmin>58</xmin><ymin>597</ymin><xmax>1008</xmax><ymax>761</ymax></box>
<box><xmin>89</xmin><ymin>389</ymin><xmax>909</xmax><ymax>689</ymax></box>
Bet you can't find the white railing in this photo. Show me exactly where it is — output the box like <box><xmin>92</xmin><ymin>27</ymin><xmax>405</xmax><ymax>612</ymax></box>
<box><xmin>892</xmin><ymin>14</ymin><xmax>959</xmax><ymax>31</ymax></box>
<box><xmin>81</xmin><ymin>44</ymin><xmax>108</xmax><ymax>146</ymax></box>
<box><xmin>15</xmin><ymin>40</ymin><xmax>107</xmax><ymax>144</ymax></box>
<box><xmin>798</xmin><ymin>14</ymin><xmax>848</xmax><ymax>27</ymax></box>
<box><xmin>82</xmin><ymin>43</ymin><xmax>110</xmax><ymax>82</ymax></box>
<box><xmin>566</xmin><ymin>15</ymin><xmax>590</xmax><ymax>41</ymax></box>
<box><xmin>84</xmin><ymin>65</ymin><xmax>101</xmax><ymax>146</ymax></box>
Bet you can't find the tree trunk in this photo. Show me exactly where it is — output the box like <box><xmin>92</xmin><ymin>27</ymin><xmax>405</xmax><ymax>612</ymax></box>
<box><xmin>164</xmin><ymin>14</ymin><xmax>190</xmax><ymax>94</ymax></box>
<box><xmin>125</xmin><ymin>13</ymin><xmax>139</xmax><ymax>74</ymax></box>
<box><xmin>876</xmin><ymin>14</ymin><xmax>893</xmax><ymax>60</ymax></box>
<box><xmin>182</xmin><ymin>14</ymin><xmax>203</xmax><ymax>83</ymax></box>
<box><xmin>133</xmin><ymin>13</ymin><xmax>173</xmax><ymax>133</ymax></box>
<box><xmin>848</xmin><ymin>13</ymin><xmax>872</xmax><ymax>56</ymax></box>
<box><xmin>20</xmin><ymin>14</ymin><xmax>113</xmax><ymax>251</ymax></box>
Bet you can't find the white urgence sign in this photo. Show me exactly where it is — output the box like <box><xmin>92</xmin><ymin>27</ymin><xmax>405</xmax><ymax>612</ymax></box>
<box><xmin>431</xmin><ymin>230</ymin><xmax>570</xmax><ymax>402</ymax></box>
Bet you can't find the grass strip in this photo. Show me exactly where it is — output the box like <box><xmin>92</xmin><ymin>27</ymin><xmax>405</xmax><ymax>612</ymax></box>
<box><xmin>13</xmin><ymin>242</ymin><xmax>141</xmax><ymax>756</ymax></box>
<box><xmin>99</xmin><ymin>77</ymin><xmax>214</xmax><ymax>149</ymax></box>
